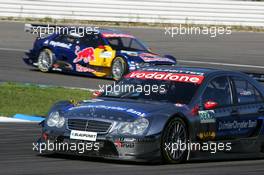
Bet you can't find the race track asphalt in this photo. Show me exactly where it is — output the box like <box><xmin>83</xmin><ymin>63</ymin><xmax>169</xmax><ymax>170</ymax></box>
<box><xmin>0</xmin><ymin>22</ymin><xmax>264</xmax><ymax>89</ymax></box>
<box><xmin>1</xmin><ymin>123</ymin><xmax>264</xmax><ymax>175</ymax></box>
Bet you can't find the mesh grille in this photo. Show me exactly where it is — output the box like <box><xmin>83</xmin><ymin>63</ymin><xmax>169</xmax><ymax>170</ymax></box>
<box><xmin>67</xmin><ymin>119</ymin><xmax>112</xmax><ymax>134</ymax></box>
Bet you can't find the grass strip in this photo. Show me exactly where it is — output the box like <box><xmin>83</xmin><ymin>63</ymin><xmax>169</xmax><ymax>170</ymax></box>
<box><xmin>0</xmin><ymin>82</ymin><xmax>92</xmax><ymax>117</ymax></box>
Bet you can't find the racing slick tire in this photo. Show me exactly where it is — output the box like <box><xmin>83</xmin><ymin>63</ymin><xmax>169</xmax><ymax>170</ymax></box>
<box><xmin>37</xmin><ymin>48</ymin><xmax>54</xmax><ymax>72</ymax></box>
<box><xmin>111</xmin><ymin>57</ymin><xmax>128</xmax><ymax>80</ymax></box>
<box><xmin>161</xmin><ymin>117</ymin><xmax>189</xmax><ymax>164</ymax></box>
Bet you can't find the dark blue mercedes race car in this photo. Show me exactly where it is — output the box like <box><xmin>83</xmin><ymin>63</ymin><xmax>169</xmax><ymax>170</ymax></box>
<box><xmin>24</xmin><ymin>24</ymin><xmax>176</xmax><ymax>80</ymax></box>
<box><xmin>36</xmin><ymin>66</ymin><xmax>264</xmax><ymax>163</ymax></box>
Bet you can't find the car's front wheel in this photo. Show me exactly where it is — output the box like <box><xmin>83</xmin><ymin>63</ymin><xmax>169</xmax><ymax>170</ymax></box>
<box><xmin>111</xmin><ymin>57</ymin><xmax>128</xmax><ymax>80</ymax></box>
<box><xmin>37</xmin><ymin>48</ymin><xmax>54</xmax><ymax>72</ymax></box>
<box><xmin>161</xmin><ymin>117</ymin><xmax>189</xmax><ymax>164</ymax></box>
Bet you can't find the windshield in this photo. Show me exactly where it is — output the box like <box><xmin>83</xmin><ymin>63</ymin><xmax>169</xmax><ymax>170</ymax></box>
<box><xmin>100</xmin><ymin>77</ymin><xmax>200</xmax><ymax>104</ymax></box>
<box><xmin>105</xmin><ymin>37</ymin><xmax>149</xmax><ymax>52</ymax></box>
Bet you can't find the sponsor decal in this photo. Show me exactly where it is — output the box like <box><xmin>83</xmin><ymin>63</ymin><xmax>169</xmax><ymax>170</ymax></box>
<box><xmin>126</xmin><ymin>71</ymin><xmax>204</xmax><ymax>84</ymax></box>
<box><xmin>68</xmin><ymin>105</ymin><xmax>146</xmax><ymax>117</ymax></box>
<box><xmin>70</xmin><ymin>130</ymin><xmax>97</xmax><ymax>141</ymax></box>
<box><xmin>102</xmin><ymin>33</ymin><xmax>134</xmax><ymax>38</ymax></box>
<box><xmin>100</xmin><ymin>51</ymin><xmax>112</xmax><ymax>58</ymax></box>
<box><xmin>142</xmin><ymin>68</ymin><xmax>205</xmax><ymax>75</ymax></box>
<box><xmin>49</xmin><ymin>41</ymin><xmax>72</xmax><ymax>49</ymax></box>
<box><xmin>53</xmin><ymin>61</ymin><xmax>73</xmax><ymax>70</ymax></box>
<box><xmin>139</xmin><ymin>53</ymin><xmax>174</xmax><ymax>63</ymax></box>
<box><xmin>239</xmin><ymin>90</ymin><xmax>252</xmax><ymax>96</ymax></box>
<box><xmin>76</xmin><ymin>64</ymin><xmax>96</xmax><ymax>73</ymax></box>
<box><xmin>73</xmin><ymin>46</ymin><xmax>95</xmax><ymax>63</ymax></box>
<box><xmin>114</xmin><ymin>139</ymin><xmax>135</xmax><ymax>148</ymax></box>
<box><xmin>218</xmin><ymin>120</ymin><xmax>257</xmax><ymax>131</ymax></box>
<box><xmin>198</xmin><ymin>131</ymin><xmax>216</xmax><ymax>140</ymax></box>
<box><xmin>199</xmin><ymin>110</ymin><xmax>216</xmax><ymax>123</ymax></box>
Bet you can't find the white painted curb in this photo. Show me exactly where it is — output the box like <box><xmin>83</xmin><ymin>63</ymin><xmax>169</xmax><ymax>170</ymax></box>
<box><xmin>0</xmin><ymin>116</ymin><xmax>38</xmax><ymax>123</ymax></box>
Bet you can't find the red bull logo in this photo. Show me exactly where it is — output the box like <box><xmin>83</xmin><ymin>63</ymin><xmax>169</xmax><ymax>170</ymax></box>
<box><xmin>73</xmin><ymin>46</ymin><xmax>95</xmax><ymax>63</ymax></box>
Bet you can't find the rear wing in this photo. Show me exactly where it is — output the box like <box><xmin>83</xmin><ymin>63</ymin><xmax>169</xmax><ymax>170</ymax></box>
<box><xmin>245</xmin><ymin>72</ymin><xmax>264</xmax><ymax>82</ymax></box>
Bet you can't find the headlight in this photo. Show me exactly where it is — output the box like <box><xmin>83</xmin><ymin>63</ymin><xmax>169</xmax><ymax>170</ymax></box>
<box><xmin>47</xmin><ymin>111</ymin><xmax>65</xmax><ymax>128</ymax></box>
<box><xmin>112</xmin><ymin>118</ymin><xmax>149</xmax><ymax>135</ymax></box>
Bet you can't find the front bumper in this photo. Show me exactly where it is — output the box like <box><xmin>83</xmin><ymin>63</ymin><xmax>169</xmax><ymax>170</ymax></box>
<box><xmin>36</xmin><ymin>130</ymin><xmax>162</xmax><ymax>162</ymax></box>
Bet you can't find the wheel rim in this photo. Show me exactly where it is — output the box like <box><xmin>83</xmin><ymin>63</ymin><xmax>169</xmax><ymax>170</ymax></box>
<box><xmin>38</xmin><ymin>50</ymin><xmax>52</xmax><ymax>72</ymax></box>
<box><xmin>112</xmin><ymin>59</ymin><xmax>124</xmax><ymax>79</ymax></box>
<box><xmin>164</xmin><ymin>120</ymin><xmax>187</xmax><ymax>160</ymax></box>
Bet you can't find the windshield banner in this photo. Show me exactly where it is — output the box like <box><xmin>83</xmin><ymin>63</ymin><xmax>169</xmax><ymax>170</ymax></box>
<box><xmin>125</xmin><ymin>71</ymin><xmax>204</xmax><ymax>84</ymax></box>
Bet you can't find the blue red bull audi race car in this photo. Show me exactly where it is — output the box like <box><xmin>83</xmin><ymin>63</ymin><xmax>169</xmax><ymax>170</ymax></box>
<box><xmin>36</xmin><ymin>66</ymin><xmax>264</xmax><ymax>163</ymax></box>
<box><xmin>24</xmin><ymin>24</ymin><xmax>177</xmax><ymax>80</ymax></box>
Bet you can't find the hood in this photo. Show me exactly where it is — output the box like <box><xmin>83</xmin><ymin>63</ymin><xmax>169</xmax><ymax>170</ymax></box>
<box><xmin>119</xmin><ymin>50</ymin><xmax>176</xmax><ymax>64</ymax></box>
<box><xmin>63</xmin><ymin>98</ymin><xmax>181</xmax><ymax>122</ymax></box>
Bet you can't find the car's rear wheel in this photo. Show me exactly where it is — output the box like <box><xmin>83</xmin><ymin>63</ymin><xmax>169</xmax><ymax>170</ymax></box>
<box><xmin>161</xmin><ymin>117</ymin><xmax>189</xmax><ymax>164</ymax></box>
<box><xmin>37</xmin><ymin>48</ymin><xmax>54</xmax><ymax>72</ymax></box>
<box><xmin>111</xmin><ymin>57</ymin><xmax>128</xmax><ymax>80</ymax></box>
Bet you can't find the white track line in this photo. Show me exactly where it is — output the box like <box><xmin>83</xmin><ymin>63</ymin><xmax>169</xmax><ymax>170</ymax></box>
<box><xmin>178</xmin><ymin>60</ymin><xmax>264</xmax><ymax>69</ymax></box>
<box><xmin>0</xmin><ymin>47</ymin><xmax>27</xmax><ymax>52</ymax></box>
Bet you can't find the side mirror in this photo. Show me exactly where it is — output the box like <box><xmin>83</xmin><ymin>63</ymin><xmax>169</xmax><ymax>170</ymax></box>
<box><xmin>204</xmin><ymin>101</ymin><xmax>218</xmax><ymax>110</ymax></box>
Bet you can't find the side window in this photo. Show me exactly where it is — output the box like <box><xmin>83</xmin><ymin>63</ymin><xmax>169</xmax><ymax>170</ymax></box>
<box><xmin>232</xmin><ymin>76</ymin><xmax>263</xmax><ymax>104</ymax></box>
<box><xmin>121</xmin><ymin>37</ymin><xmax>132</xmax><ymax>48</ymax></box>
<box><xmin>202</xmin><ymin>76</ymin><xmax>232</xmax><ymax>107</ymax></box>
<box><xmin>121</xmin><ymin>38</ymin><xmax>145</xmax><ymax>51</ymax></box>
<box><xmin>130</xmin><ymin>39</ymin><xmax>145</xmax><ymax>51</ymax></box>
<box><xmin>107</xmin><ymin>37</ymin><xmax>121</xmax><ymax>50</ymax></box>
<box><xmin>80</xmin><ymin>34</ymin><xmax>103</xmax><ymax>47</ymax></box>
